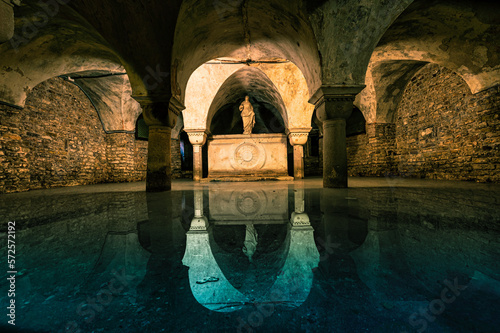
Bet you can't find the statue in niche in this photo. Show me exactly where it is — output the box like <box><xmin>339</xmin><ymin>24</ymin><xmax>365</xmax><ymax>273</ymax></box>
<box><xmin>239</xmin><ymin>95</ymin><xmax>255</xmax><ymax>135</ymax></box>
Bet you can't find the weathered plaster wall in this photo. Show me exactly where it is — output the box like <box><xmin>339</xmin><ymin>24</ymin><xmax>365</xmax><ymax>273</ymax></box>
<box><xmin>309</xmin><ymin>0</ymin><xmax>413</xmax><ymax>85</ymax></box>
<box><xmin>346</xmin><ymin>64</ymin><xmax>500</xmax><ymax>183</ymax></box>
<box><xmin>0</xmin><ymin>77</ymin><xmax>148</xmax><ymax>193</ymax></box>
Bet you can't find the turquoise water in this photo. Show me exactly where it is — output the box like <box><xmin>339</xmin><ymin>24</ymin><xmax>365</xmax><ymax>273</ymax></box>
<box><xmin>1</xmin><ymin>180</ymin><xmax>499</xmax><ymax>332</ymax></box>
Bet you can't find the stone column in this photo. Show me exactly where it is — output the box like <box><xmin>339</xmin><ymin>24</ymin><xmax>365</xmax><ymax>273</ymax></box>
<box><xmin>309</xmin><ymin>85</ymin><xmax>365</xmax><ymax>188</ymax></box>
<box><xmin>186</xmin><ymin>130</ymin><xmax>208</xmax><ymax>182</ymax></box>
<box><xmin>190</xmin><ymin>189</ymin><xmax>208</xmax><ymax>231</ymax></box>
<box><xmin>288</xmin><ymin>129</ymin><xmax>311</xmax><ymax>179</ymax></box>
<box><xmin>135</xmin><ymin>96</ymin><xmax>184</xmax><ymax>192</ymax></box>
<box><xmin>290</xmin><ymin>188</ymin><xmax>310</xmax><ymax>227</ymax></box>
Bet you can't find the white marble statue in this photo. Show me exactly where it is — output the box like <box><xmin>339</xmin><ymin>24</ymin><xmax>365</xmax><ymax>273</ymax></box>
<box><xmin>239</xmin><ymin>95</ymin><xmax>255</xmax><ymax>135</ymax></box>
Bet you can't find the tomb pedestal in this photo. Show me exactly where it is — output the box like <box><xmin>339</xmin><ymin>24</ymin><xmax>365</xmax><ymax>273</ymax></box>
<box><xmin>205</xmin><ymin>133</ymin><xmax>292</xmax><ymax>181</ymax></box>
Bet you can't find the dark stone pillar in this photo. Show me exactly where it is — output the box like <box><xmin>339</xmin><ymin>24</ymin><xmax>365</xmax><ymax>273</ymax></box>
<box><xmin>309</xmin><ymin>86</ymin><xmax>365</xmax><ymax>188</ymax></box>
<box><xmin>135</xmin><ymin>97</ymin><xmax>184</xmax><ymax>192</ymax></box>
<box><xmin>147</xmin><ymin>125</ymin><xmax>172</xmax><ymax>191</ymax></box>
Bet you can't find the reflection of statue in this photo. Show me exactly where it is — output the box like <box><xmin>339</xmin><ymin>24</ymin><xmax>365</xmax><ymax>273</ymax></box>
<box><xmin>182</xmin><ymin>187</ymin><xmax>320</xmax><ymax>313</ymax></box>
<box><xmin>239</xmin><ymin>96</ymin><xmax>255</xmax><ymax>135</ymax></box>
<box><xmin>242</xmin><ymin>224</ymin><xmax>258</xmax><ymax>262</ymax></box>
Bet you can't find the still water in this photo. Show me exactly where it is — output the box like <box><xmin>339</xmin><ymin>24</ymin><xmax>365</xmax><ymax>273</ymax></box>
<box><xmin>1</xmin><ymin>179</ymin><xmax>499</xmax><ymax>333</ymax></box>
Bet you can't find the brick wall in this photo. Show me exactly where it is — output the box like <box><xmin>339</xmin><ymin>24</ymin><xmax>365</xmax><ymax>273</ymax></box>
<box><xmin>171</xmin><ymin>139</ymin><xmax>183</xmax><ymax>179</ymax></box>
<box><xmin>347</xmin><ymin>123</ymin><xmax>396</xmax><ymax>177</ymax></box>
<box><xmin>346</xmin><ymin>64</ymin><xmax>500</xmax><ymax>183</ymax></box>
<box><xmin>0</xmin><ymin>77</ymin><xmax>149</xmax><ymax>193</ymax></box>
<box><xmin>396</xmin><ymin>64</ymin><xmax>500</xmax><ymax>182</ymax></box>
<box><xmin>0</xmin><ymin>105</ymin><xmax>30</xmax><ymax>192</ymax></box>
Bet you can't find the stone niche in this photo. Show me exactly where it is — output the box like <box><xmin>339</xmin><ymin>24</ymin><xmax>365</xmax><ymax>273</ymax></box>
<box><xmin>206</xmin><ymin>134</ymin><xmax>291</xmax><ymax>181</ymax></box>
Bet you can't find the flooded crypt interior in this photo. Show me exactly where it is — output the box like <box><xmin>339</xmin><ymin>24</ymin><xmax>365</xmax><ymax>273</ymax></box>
<box><xmin>1</xmin><ymin>0</ymin><xmax>500</xmax><ymax>332</ymax></box>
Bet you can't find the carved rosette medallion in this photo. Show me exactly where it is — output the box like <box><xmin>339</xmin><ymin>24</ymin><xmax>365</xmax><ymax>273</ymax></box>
<box><xmin>233</xmin><ymin>190</ymin><xmax>266</xmax><ymax>216</ymax></box>
<box><xmin>231</xmin><ymin>142</ymin><xmax>266</xmax><ymax>170</ymax></box>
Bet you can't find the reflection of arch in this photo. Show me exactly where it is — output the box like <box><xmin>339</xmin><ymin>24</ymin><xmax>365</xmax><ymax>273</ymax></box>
<box><xmin>182</xmin><ymin>189</ymin><xmax>319</xmax><ymax>312</ymax></box>
<box><xmin>182</xmin><ymin>224</ymin><xmax>319</xmax><ymax>312</ymax></box>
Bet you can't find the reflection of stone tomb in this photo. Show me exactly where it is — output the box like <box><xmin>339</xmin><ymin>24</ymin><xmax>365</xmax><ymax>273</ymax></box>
<box><xmin>208</xmin><ymin>188</ymin><xmax>288</xmax><ymax>224</ymax></box>
<box><xmin>182</xmin><ymin>188</ymin><xmax>319</xmax><ymax>312</ymax></box>
<box><xmin>206</xmin><ymin>134</ymin><xmax>292</xmax><ymax>181</ymax></box>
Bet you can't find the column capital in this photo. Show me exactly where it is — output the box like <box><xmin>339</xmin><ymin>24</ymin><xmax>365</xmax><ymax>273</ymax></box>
<box><xmin>185</xmin><ymin>129</ymin><xmax>209</xmax><ymax>146</ymax></box>
<box><xmin>288</xmin><ymin>128</ymin><xmax>311</xmax><ymax>146</ymax></box>
<box><xmin>309</xmin><ymin>85</ymin><xmax>366</xmax><ymax>105</ymax></box>
<box><xmin>133</xmin><ymin>95</ymin><xmax>185</xmax><ymax>128</ymax></box>
<box><xmin>290</xmin><ymin>212</ymin><xmax>311</xmax><ymax>227</ymax></box>
<box><xmin>309</xmin><ymin>85</ymin><xmax>365</xmax><ymax>122</ymax></box>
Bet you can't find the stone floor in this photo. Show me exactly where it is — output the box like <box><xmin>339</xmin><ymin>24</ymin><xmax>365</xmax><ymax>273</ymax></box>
<box><xmin>0</xmin><ymin>177</ymin><xmax>499</xmax><ymax>332</ymax></box>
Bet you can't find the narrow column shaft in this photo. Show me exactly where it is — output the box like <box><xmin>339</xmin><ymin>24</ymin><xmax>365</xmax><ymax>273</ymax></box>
<box><xmin>193</xmin><ymin>145</ymin><xmax>203</xmax><ymax>181</ymax></box>
<box><xmin>293</xmin><ymin>145</ymin><xmax>305</xmax><ymax>179</ymax></box>
<box><xmin>186</xmin><ymin>131</ymin><xmax>207</xmax><ymax>182</ymax></box>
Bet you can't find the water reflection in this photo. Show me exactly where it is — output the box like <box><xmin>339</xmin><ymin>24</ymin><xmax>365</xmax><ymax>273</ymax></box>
<box><xmin>182</xmin><ymin>188</ymin><xmax>319</xmax><ymax>313</ymax></box>
<box><xmin>0</xmin><ymin>182</ymin><xmax>499</xmax><ymax>332</ymax></box>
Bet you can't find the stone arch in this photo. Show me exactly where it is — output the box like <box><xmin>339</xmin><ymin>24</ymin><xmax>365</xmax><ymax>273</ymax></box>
<box><xmin>354</xmin><ymin>0</ymin><xmax>500</xmax><ymax>124</ymax></box>
<box><xmin>183</xmin><ymin>61</ymin><xmax>314</xmax><ymax>133</ymax></box>
<box><xmin>0</xmin><ymin>0</ymin><xmax>125</xmax><ymax>108</ymax></box>
<box><xmin>356</xmin><ymin>60</ymin><xmax>428</xmax><ymax>123</ymax></box>
<box><xmin>373</xmin><ymin>0</ymin><xmax>500</xmax><ymax>94</ymax></box>
<box><xmin>206</xmin><ymin>67</ymin><xmax>288</xmax><ymax>134</ymax></box>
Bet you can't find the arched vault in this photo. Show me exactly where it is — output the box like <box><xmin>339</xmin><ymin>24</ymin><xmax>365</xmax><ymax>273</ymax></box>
<box><xmin>172</xmin><ymin>0</ymin><xmax>322</xmax><ymax>101</ymax></box>
<box><xmin>183</xmin><ymin>62</ymin><xmax>314</xmax><ymax>133</ymax></box>
<box><xmin>356</xmin><ymin>0</ymin><xmax>500</xmax><ymax>123</ymax></box>
<box><xmin>205</xmin><ymin>67</ymin><xmax>288</xmax><ymax>132</ymax></box>
<box><xmin>0</xmin><ymin>1</ymin><xmax>124</xmax><ymax>108</ymax></box>
<box><xmin>373</xmin><ymin>0</ymin><xmax>500</xmax><ymax>94</ymax></box>
<box><xmin>355</xmin><ymin>61</ymin><xmax>427</xmax><ymax>123</ymax></box>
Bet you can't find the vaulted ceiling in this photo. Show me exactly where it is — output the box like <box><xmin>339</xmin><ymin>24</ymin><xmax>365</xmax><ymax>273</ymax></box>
<box><xmin>1</xmin><ymin>0</ymin><xmax>499</xmax><ymax>129</ymax></box>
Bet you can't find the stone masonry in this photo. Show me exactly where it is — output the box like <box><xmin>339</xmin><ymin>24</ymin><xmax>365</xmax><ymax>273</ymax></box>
<box><xmin>0</xmin><ymin>77</ymin><xmax>183</xmax><ymax>193</ymax></box>
<box><xmin>346</xmin><ymin>64</ymin><xmax>500</xmax><ymax>183</ymax></box>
